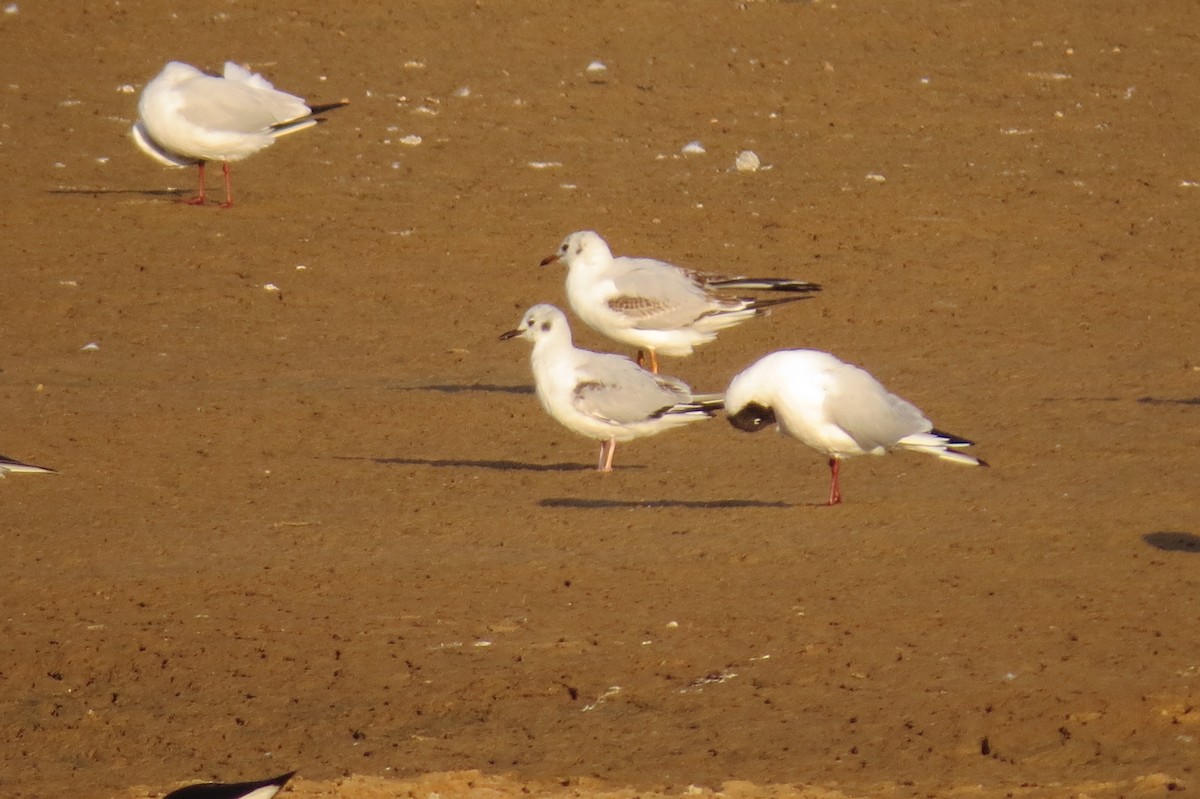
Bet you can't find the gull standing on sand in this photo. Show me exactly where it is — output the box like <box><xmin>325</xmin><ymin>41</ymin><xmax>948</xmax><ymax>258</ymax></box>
<box><xmin>724</xmin><ymin>349</ymin><xmax>986</xmax><ymax>505</ymax></box>
<box><xmin>132</xmin><ymin>61</ymin><xmax>348</xmax><ymax>207</ymax></box>
<box><xmin>501</xmin><ymin>304</ymin><xmax>723</xmax><ymax>471</ymax></box>
<box><xmin>0</xmin><ymin>453</ymin><xmax>55</xmax><ymax>477</ymax></box>
<box><xmin>163</xmin><ymin>771</ymin><xmax>295</xmax><ymax>799</ymax></box>
<box><xmin>540</xmin><ymin>231</ymin><xmax>822</xmax><ymax>373</ymax></box>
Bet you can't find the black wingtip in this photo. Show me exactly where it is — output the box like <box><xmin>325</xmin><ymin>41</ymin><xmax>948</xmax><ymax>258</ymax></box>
<box><xmin>709</xmin><ymin>278</ymin><xmax>822</xmax><ymax>293</ymax></box>
<box><xmin>749</xmin><ymin>294</ymin><xmax>817</xmax><ymax>312</ymax></box>
<box><xmin>308</xmin><ymin>99</ymin><xmax>350</xmax><ymax>116</ymax></box>
<box><xmin>162</xmin><ymin>770</ymin><xmax>297</xmax><ymax>799</ymax></box>
<box><xmin>930</xmin><ymin>428</ymin><xmax>976</xmax><ymax>447</ymax></box>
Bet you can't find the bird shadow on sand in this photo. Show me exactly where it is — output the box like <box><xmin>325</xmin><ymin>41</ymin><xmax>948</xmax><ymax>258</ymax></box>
<box><xmin>389</xmin><ymin>383</ymin><xmax>535</xmax><ymax>395</ymax></box>
<box><xmin>539</xmin><ymin>497</ymin><xmax>792</xmax><ymax>510</ymax></box>
<box><xmin>339</xmin><ymin>455</ymin><xmax>600</xmax><ymax>472</ymax></box>
<box><xmin>1045</xmin><ymin>395</ymin><xmax>1200</xmax><ymax>406</ymax></box>
<box><xmin>1136</xmin><ymin>396</ymin><xmax>1200</xmax><ymax>406</ymax></box>
<box><xmin>48</xmin><ymin>187</ymin><xmax>191</xmax><ymax>198</ymax></box>
<box><xmin>1143</xmin><ymin>531</ymin><xmax>1200</xmax><ymax>553</ymax></box>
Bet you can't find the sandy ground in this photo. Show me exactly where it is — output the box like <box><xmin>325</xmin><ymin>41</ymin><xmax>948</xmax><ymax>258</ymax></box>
<box><xmin>2</xmin><ymin>2</ymin><xmax>1199</xmax><ymax>798</ymax></box>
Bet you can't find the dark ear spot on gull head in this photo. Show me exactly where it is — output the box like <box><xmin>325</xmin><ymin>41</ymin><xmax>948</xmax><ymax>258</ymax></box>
<box><xmin>727</xmin><ymin>402</ymin><xmax>776</xmax><ymax>433</ymax></box>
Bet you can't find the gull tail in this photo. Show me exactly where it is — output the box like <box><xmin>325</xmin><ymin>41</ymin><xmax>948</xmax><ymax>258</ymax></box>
<box><xmin>651</xmin><ymin>393</ymin><xmax>725</xmax><ymax>419</ymax></box>
<box><xmin>898</xmin><ymin>429</ymin><xmax>988</xmax><ymax>467</ymax></box>
<box><xmin>270</xmin><ymin>99</ymin><xmax>351</xmax><ymax>138</ymax></box>
<box><xmin>707</xmin><ymin>277</ymin><xmax>822</xmax><ymax>293</ymax></box>
<box><xmin>745</xmin><ymin>294</ymin><xmax>818</xmax><ymax>315</ymax></box>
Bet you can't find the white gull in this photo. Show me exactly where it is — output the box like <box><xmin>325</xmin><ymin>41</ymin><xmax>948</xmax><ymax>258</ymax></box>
<box><xmin>501</xmin><ymin>304</ymin><xmax>722</xmax><ymax>471</ymax></box>
<box><xmin>131</xmin><ymin>61</ymin><xmax>347</xmax><ymax>207</ymax></box>
<box><xmin>725</xmin><ymin>349</ymin><xmax>986</xmax><ymax>505</ymax></box>
<box><xmin>540</xmin><ymin>230</ymin><xmax>821</xmax><ymax>373</ymax></box>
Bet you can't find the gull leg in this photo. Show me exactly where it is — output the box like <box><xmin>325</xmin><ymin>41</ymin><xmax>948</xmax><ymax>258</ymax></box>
<box><xmin>219</xmin><ymin>162</ymin><xmax>234</xmax><ymax>208</ymax></box>
<box><xmin>827</xmin><ymin>457</ymin><xmax>843</xmax><ymax>506</ymax></box>
<box><xmin>635</xmin><ymin>350</ymin><xmax>660</xmax><ymax>374</ymax></box>
<box><xmin>184</xmin><ymin>162</ymin><xmax>207</xmax><ymax>205</ymax></box>
<box><xmin>597</xmin><ymin>439</ymin><xmax>617</xmax><ymax>472</ymax></box>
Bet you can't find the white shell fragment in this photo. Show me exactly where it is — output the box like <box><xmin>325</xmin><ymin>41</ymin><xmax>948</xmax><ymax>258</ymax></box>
<box><xmin>80</xmin><ymin>342</ymin><xmax>100</xmax><ymax>352</ymax></box>
<box><xmin>734</xmin><ymin>150</ymin><xmax>761</xmax><ymax>172</ymax></box>
<box><xmin>865</xmin><ymin>172</ymin><xmax>887</xmax><ymax>182</ymax></box>
<box><xmin>586</xmin><ymin>61</ymin><xmax>608</xmax><ymax>73</ymax></box>
<box><xmin>681</xmin><ymin>140</ymin><xmax>706</xmax><ymax>155</ymax></box>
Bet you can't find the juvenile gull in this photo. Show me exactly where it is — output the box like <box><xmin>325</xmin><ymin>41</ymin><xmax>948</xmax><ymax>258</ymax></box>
<box><xmin>0</xmin><ymin>453</ymin><xmax>55</xmax><ymax>477</ymax></box>
<box><xmin>540</xmin><ymin>230</ymin><xmax>821</xmax><ymax>373</ymax></box>
<box><xmin>501</xmin><ymin>304</ymin><xmax>722</xmax><ymax>471</ymax></box>
<box><xmin>725</xmin><ymin>349</ymin><xmax>986</xmax><ymax>505</ymax></box>
<box><xmin>132</xmin><ymin>61</ymin><xmax>348</xmax><ymax>207</ymax></box>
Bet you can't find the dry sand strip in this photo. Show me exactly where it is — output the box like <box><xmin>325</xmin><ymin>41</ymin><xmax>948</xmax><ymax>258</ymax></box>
<box><xmin>122</xmin><ymin>769</ymin><xmax>1188</xmax><ymax>799</ymax></box>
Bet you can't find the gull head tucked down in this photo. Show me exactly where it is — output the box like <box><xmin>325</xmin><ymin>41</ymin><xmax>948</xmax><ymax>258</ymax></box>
<box><xmin>725</xmin><ymin>349</ymin><xmax>986</xmax><ymax>505</ymax></box>
<box><xmin>131</xmin><ymin>60</ymin><xmax>348</xmax><ymax>207</ymax></box>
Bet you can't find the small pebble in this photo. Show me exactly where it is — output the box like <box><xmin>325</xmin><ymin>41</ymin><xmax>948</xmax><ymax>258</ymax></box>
<box><xmin>734</xmin><ymin>150</ymin><xmax>761</xmax><ymax>172</ymax></box>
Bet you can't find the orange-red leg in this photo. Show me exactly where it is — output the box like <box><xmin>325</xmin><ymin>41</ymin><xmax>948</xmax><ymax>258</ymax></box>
<box><xmin>597</xmin><ymin>439</ymin><xmax>617</xmax><ymax>472</ymax></box>
<box><xmin>635</xmin><ymin>349</ymin><xmax>660</xmax><ymax>374</ymax></box>
<box><xmin>184</xmin><ymin>162</ymin><xmax>208</xmax><ymax>205</ymax></box>
<box><xmin>219</xmin><ymin>162</ymin><xmax>234</xmax><ymax>208</ymax></box>
<box><xmin>827</xmin><ymin>457</ymin><xmax>843</xmax><ymax>506</ymax></box>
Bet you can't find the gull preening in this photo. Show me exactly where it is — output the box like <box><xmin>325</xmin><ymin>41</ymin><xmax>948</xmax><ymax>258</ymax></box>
<box><xmin>163</xmin><ymin>770</ymin><xmax>295</xmax><ymax>799</ymax></box>
<box><xmin>132</xmin><ymin>61</ymin><xmax>348</xmax><ymax>207</ymax></box>
<box><xmin>0</xmin><ymin>453</ymin><xmax>55</xmax><ymax>478</ymax></box>
<box><xmin>724</xmin><ymin>349</ymin><xmax>986</xmax><ymax>505</ymax></box>
<box><xmin>501</xmin><ymin>304</ymin><xmax>723</xmax><ymax>471</ymax></box>
<box><xmin>540</xmin><ymin>230</ymin><xmax>821</xmax><ymax>373</ymax></box>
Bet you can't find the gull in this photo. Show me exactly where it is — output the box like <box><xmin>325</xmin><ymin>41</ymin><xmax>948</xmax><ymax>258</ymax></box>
<box><xmin>500</xmin><ymin>304</ymin><xmax>723</xmax><ymax>471</ymax></box>
<box><xmin>724</xmin><ymin>349</ymin><xmax>987</xmax><ymax>505</ymax></box>
<box><xmin>0</xmin><ymin>453</ymin><xmax>55</xmax><ymax>477</ymax></box>
<box><xmin>131</xmin><ymin>61</ymin><xmax>348</xmax><ymax>207</ymax></box>
<box><xmin>540</xmin><ymin>230</ymin><xmax>821</xmax><ymax>373</ymax></box>
<box><xmin>164</xmin><ymin>771</ymin><xmax>295</xmax><ymax>799</ymax></box>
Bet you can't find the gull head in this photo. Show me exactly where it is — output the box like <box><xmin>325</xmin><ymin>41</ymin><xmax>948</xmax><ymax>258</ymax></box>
<box><xmin>499</xmin><ymin>303</ymin><xmax>572</xmax><ymax>345</ymax></box>
<box><xmin>539</xmin><ymin>230</ymin><xmax>611</xmax><ymax>269</ymax></box>
<box><xmin>726</xmin><ymin>401</ymin><xmax>777</xmax><ymax>433</ymax></box>
<box><xmin>725</xmin><ymin>365</ymin><xmax>780</xmax><ymax>433</ymax></box>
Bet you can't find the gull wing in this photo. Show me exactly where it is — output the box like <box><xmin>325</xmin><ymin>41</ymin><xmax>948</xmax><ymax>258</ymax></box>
<box><xmin>178</xmin><ymin>69</ymin><xmax>311</xmax><ymax>133</ymax></box>
<box><xmin>824</xmin><ymin>364</ymin><xmax>931</xmax><ymax>452</ymax></box>
<box><xmin>605</xmin><ymin>258</ymin><xmax>730</xmax><ymax>330</ymax></box>
<box><xmin>571</xmin><ymin>354</ymin><xmax>692</xmax><ymax>424</ymax></box>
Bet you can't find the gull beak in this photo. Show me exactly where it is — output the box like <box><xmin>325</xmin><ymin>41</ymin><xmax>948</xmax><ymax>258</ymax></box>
<box><xmin>499</xmin><ymin>328</ymin><xmax>523</xmax><ymax>341</ymax></box>
<box><xmin>539</xmin><ymin>253</ymin><xmax>560</xmax><ymax>267</ymax></box>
